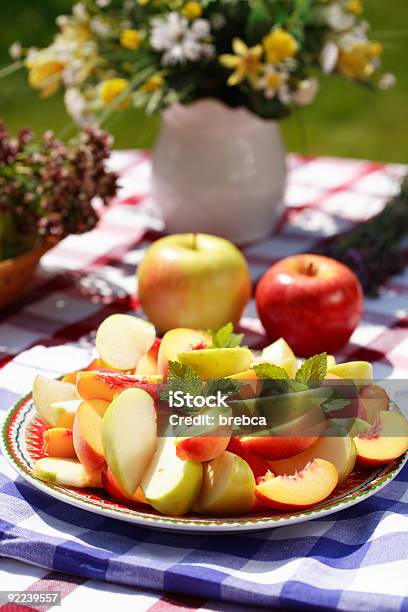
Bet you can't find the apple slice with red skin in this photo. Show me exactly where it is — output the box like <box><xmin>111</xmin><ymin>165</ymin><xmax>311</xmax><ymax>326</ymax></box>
<box><xmin>157</xmin><ymin>328</ymin><xmax>211</xmax><ymax>378</ymax></box>
<box><xmin>358</xmin><ymin>385</ymin><xmax>389</xmax><ymax>424</ymax></box>
<box><xmin>227</xmin><ymin>437</ymin><xmax>270</xmax><ymax>479</ymax></box>
<box><xmin>73</xmin><ymin>399</ymin><xmax>110</xmax><ymax>471</ymax></box>
<box><xmin>76</xmin><ymin>370</ymin><xmax>162</xmax><ymax>402</ymax></box>
<box><xmin>239</xmin><ymin>405</ymin><xmax>326</xmax><ymax>460</ymax></box>
<box><xmin>101</xmin><ymin>466</ymin><xmax>148</xmax><ymax>506</ymax></box>
<box><xmin>255</xmin><ymin>458</ymin><xmax>338</xmax><ymax>510</ymax></box>
<box><xmin>354</xmin><ymin>410</ymin><xmax>408</xmax><ymax>467</ymax></box>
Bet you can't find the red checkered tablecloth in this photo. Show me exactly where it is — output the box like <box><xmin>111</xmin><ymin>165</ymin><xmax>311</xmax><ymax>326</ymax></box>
<box><xmin>0</xmin><ymin>152</ymin><xmax>407</xmax><ymax>611</ymax></box>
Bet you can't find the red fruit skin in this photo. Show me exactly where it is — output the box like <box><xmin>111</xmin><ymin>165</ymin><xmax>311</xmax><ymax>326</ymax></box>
<box><xmin>255</xmin><ymin>254</ymin><xmax>363</xmax><ymax>356</ymax></box>
<box><xmin>226</xmin><ymin>437</ymin><xmax>270</xmax><ymax>479</ymax></box>
<box><xmin>101</xmin><ymin>466</ymin><xmax>131</xmax><ymax>505</ymax></box>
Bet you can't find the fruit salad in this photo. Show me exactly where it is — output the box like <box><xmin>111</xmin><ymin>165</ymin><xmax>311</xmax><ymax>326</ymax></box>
<box><xmin>31</xmin><ymin>314</ymin><xmax>408</xmax><ymax>517</ymax></box>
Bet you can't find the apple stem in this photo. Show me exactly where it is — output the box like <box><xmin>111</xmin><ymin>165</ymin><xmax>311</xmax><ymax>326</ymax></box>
<box><xmin>304</xmin><ymin>261</ymin><xmax>317</xmax><ymax>277</ymax></box>
<box><xmin>191</xmin><ymin>233</ymin><xmax>197</xmax><ymax>250</ymax></box>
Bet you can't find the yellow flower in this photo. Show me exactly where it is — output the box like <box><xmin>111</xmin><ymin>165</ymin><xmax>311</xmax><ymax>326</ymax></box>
<box><xmin>182</xmin><ymin>1</ymin><xmax>203</xmax><ymax>19</ymax></box>
<box><xmin>263</xmin><ymin>28</ymin><xmax>298</xmax><ymax>65</ymax></box>
<box><xmin>219</xmin><ymin>38</ymin><xmax>263</xmax><ymax>87</ymax></box>
<box><xmin>140</xmin><ymin>73</ymin><xmax>165</xmax><ymax>93</ymax></box>
<box><xmin>100</xmin><ymin>78</ymin><xmax>130</xmax><ymax>108</ymax></box>
<box><xmin>120</xmin><ymin>29</ymin><xmax>143</xmax><ymax>50</ymax></box>
<box><xmin>27</xmin><ymin>59</ymin><xmax>65</xmax><ymax>97</ymax></box>
<box><xmin>345</xmin><ymin>0</ymin><xmax>363</xmax><ymax>16</ymax></box>
<box><xmin>338</xmin><ymin>41</ymin><xmax>382</xmax><ymax>80</ymax></box>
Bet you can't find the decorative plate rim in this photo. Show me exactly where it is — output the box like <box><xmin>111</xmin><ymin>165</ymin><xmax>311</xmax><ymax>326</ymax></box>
<box><xmin>1</xmin><ymin>392</ymin><xmax>407</xmax><ymax>532</ymax></box>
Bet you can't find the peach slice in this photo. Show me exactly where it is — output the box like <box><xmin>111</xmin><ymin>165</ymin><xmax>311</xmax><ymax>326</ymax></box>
<box><xmin>73</xmin><ymin>399</ymin><xmax>109</xmax><ymax>471</ymax></box>
<box><xmin>45</xmin><ymin>400</ymin><xmax>81</xmax><ymax>430</ymax></box>
<box><xmin>157</xmin><ymin>328</ymin><xmax>211</xmax><ymax>378</ymax></box>
<box><xmin>42</xmin><ymin>428</ymin><xmax>76</xmax><ymax>459</ymax></box>
<box><xmin>62</xmin><ymin>358</ymin><xmax>104</xmax><ymax>384</ymax></box>
<box><xmin>135</xmin><ymin>338</ymin><xmax>161</xmax><ymax>376</ymax></box>
<box><xmin>101</xmin><ymin>466</ymin><xmax>148</xmax><ymax>506</ymax></box>
<box><xmin>96</xmin><ymin>314</ymin><xmax>156</xmax><ymax>371</ymax></box>
<box><xmin>255</xmin><ymin>458</ymin><xmax>338</xmax><ymax>510</ymax></box>
<box><xmin>193</xmin><ymin>451</ymin><xmax>256</xmax><ymax>515</ymax></box>
<box><xmin>33</xmin><ymin>375</ymin><xmax>78</xmax><ymax>427</ymax></box>
<box><xmin>175</xmin><ymin>435</ymin><xmax>230</xmax><ymax>463</ymax></box>
<box><xmin>102</xmin><ymin>388</ymin><xmax>157</xmax><ymax>496</ymax></box>
<box><xmin>269</xmin><ymin>425</ymin><xmax>356</xmax><ymax>482</ymax></box>
<box><xmin>33</xmin><ymin>457</ymin><xmax>102</xmax><ymax>488</ymax></box>
<box><xmin>354</xmin><ymin>410</ymin><xmax>408</xmax><ymax>467</ymax></box>
<box><xmin>76</xmin><ymin>370</ymin><xmax>162</xmax><ymax>402</ymax></box>
<box><xmin>358</xmin><ymin>384</ymin><xmax>389</xmax><ymax>424</ymax></box>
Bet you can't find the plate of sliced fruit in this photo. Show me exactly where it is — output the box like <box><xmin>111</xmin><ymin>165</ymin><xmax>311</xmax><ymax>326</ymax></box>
<box><xmin>2</xmin><ymin>314</ymin><xmax>408</xmax><ymax>533</ymax></box>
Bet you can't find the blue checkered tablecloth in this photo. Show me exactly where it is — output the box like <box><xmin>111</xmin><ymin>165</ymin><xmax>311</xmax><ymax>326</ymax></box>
<box><xmin>0</xmin><ymin>152</ymin><xmax>408</xmax><ymax>611</ymax></box>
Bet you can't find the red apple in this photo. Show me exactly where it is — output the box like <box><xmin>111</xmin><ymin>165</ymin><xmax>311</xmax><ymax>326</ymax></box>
<box><xmin>256</xmin><ymin>254</ymin><xmax>363</xmax><ymax>356</ymax></box>
<box><xmin>137</xmin><ymin>233</ymin><xmax>251</xmax><ymax>333</ymax></box>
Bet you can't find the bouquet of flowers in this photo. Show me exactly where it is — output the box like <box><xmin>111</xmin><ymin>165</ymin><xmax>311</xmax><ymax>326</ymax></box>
<box><xmin>0</xmin><ymin>123</ymin><xmax>118</xmax><ymax>260</ymax></box>
<box><xmin>17</xmin><ymin>0</ymin><xmax>387</xmax><ymax>125</ymax></box>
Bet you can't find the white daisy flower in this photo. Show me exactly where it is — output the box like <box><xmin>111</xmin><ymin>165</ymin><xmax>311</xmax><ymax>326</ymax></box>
<box><xmin>320</xmin><ymin>40</ymin><xmax>339</xmax><ymax>74</ymax></box>
<box><xmin>9</xmin><ymin>41</ymin><xmax>22</xmax><ymax>60</ymax></box>
<box><xmin>256</xmin><ymin>64</ymin><xmax>289</xmax><ymax>100</ymax></box>
<box><xmin>292</xmin><ymin>78</ymin><xmax>320</xmax><ymax>106</ymax></box>
<box><xmin>320</xmin><ymin>4</ymin><xmax>355</xmax><ymax>32</ymax></box>
<box><xmin>64</xmin><ymin>88</ymin><xmax>95</xmax><ymax>127</ymax></box>
<box><xmin>150</xmin><ymin>12</ymin><xmax>214</xmax><ymax>66</ymax></box>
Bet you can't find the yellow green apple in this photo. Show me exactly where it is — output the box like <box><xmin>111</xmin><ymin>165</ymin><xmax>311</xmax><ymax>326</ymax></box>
<box><xmin>193</xmin><ymin>451</ymin><xmax>255</xmax><ymax>515</ymax></box>
<box><xmin>137</xmin><ymin>233</ymin><xmax>252</xmax><ymax>333</ymax></box>
<box><xmin>177</xmin><ymin>347</ymin><xmax>252</xmax><ymax>379</ymax></box>
<box><xmin>102</xmin><ymin>388</ymin><xmax>157</xmax><ymax>496</ymax></box>
<box><xmin>141</xmin><ymin>437</ymin><xmax>202</xmax><ymax>515</ymax></box>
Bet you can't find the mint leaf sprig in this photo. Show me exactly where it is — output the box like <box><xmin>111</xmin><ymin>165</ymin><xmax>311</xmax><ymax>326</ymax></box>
<box><xmin>253</xmin><ymin>352</ymin><xmax>328</xmax><ymax>394</ymax></box>
<box><xmin>207</xmin><ymin>322</ymin><xmax>244</xmax><ymax>349</ymax></box>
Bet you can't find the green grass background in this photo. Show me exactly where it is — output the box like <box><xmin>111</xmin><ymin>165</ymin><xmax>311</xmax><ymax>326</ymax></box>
<box><xmin>0</xmin><ymin>0</ymin><xmax>407</xmax><ymax>162</ymax></box>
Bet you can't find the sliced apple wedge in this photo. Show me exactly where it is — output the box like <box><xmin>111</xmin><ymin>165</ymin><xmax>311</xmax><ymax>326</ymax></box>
<box><xmin>33</xmin><ymin>375</ymin><xmax>78</xmax><ymax>426</ymax></box>
<box><xmin>227</xmin><ymin>437</ymin><xmax>270</xmax><ymax>479</ymax></box>
<box><xmin>101</xmin><ymin>466</ymin><xmax>148</xmax><ymax>506</ymax></box>
<box><xmin>261</xmin><ymin>337</ymin><xmax>295</xmax><ymax>365</ymax></box>
<box><xmin>95</xmin><ymin>314</ymin><xmax>156</xmax><ymax>371</ymax></box>
<box><xmin>141</xmin><ymin>437</ymin><xmax>203</xmax><ymax>515</ymax></box>
<box><xmin>327</xmin><ymin>417</ymin><xmax>371</xmax><ymax>437</ymax></box>
<box><xmin>354</xmin><ymin>410</ymin><xmax>408</xmax><ymax>467</ymax></box>
<box><xmin>358</xmin><ymin>384</ymin><xmax>389</xmax><ymax>424</ymax></box>
<box><xmin>327</xmin><ymin>361</ymin><xmax>373</xmax><ymax>383</ymax></box>
<box><xmin>256</xmin><ymin>458</ymin><xmax>338</xmax><ymax>510</ymax></box>
<box><xmin>73</xmin><ymin>399</ymin><xmax>109</xmax><ymax>471</ymax></box>
<box><xmin>102</xmin><ymin>388</ymin><xmax>157</xmax><ymax>496</ymax></box>
<box><xmin>46</xmin><ymin>400</ymin><xmax>82</xmax><ymax>430</ymax></box>
<box><xmin>269</xmin><ymin>426</ymin><xmax>356</xmax><ymax>482</ymax></box>
<box><xmin>43</xmin><ymin>428</ymin><xmax>76</xmax><ymax>459</ymax></box>
<box><xmin>135</xmin><ymin>338</ymin><xmax>161</xmax><ymax>376</ymax></box>
<box><xmin>193</xmin><ymin>451</ymin><xmax>255</xmax><ymax>515</ymax></box>
<box><xmin>33</xmin><ymin>457</ymin><xmax>101</xmax><ymax>488</ymax></box>
<box><xmin>177</xmin><ymin>347</ymin><xmax>252</xmax><ymax>379</ymax></box>
<box><xmin>157</xmin><ymin>328</ymin><xmax>211</xmax><ymax>377</ymax></box>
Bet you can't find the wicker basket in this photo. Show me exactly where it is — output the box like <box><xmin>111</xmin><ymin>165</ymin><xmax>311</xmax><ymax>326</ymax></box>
<box><xmin>0</xmin><ymin>242</ymin><xmax>53</xmax><ymax>309</ymax></box>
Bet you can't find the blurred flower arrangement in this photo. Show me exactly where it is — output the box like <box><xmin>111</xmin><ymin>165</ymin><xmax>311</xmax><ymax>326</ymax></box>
<box><xmin>0</xmin><ymin>124</ymin><xmax>118</xmax><ymax>261</ymax></box>
<box><xmin>14</xmin><ymin>0</ymin><xmax>388</xmax><ymax>124</ymax></box>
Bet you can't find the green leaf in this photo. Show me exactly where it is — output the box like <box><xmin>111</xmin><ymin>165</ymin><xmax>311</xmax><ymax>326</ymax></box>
<box><xmin>321</xmin><ymin>389</ymin><xmax>350</xmax><ymax>413</ymax></box>
<box><xmin>205</xmin><ymin>377</ymin><xmax>243</xmax><ymax>399</ymax></box>
<box><xmin>207</xmin><ymin>322</ymin><xmax>244</xmax><ymax>349</ymax></box>
<box><xmin>253</xmin><ymin>362</ymin><xmax>289</xmax><ymax>380</ymax></box>
<box><xmin>295</xmin><ymin>353</ymin><xmax>327</xmax><ymax>383</ymax></box>
<box><xmin>160</xmin><ymin>360</ymin><xmax>202</xmax><ymax>404</ymax></box>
